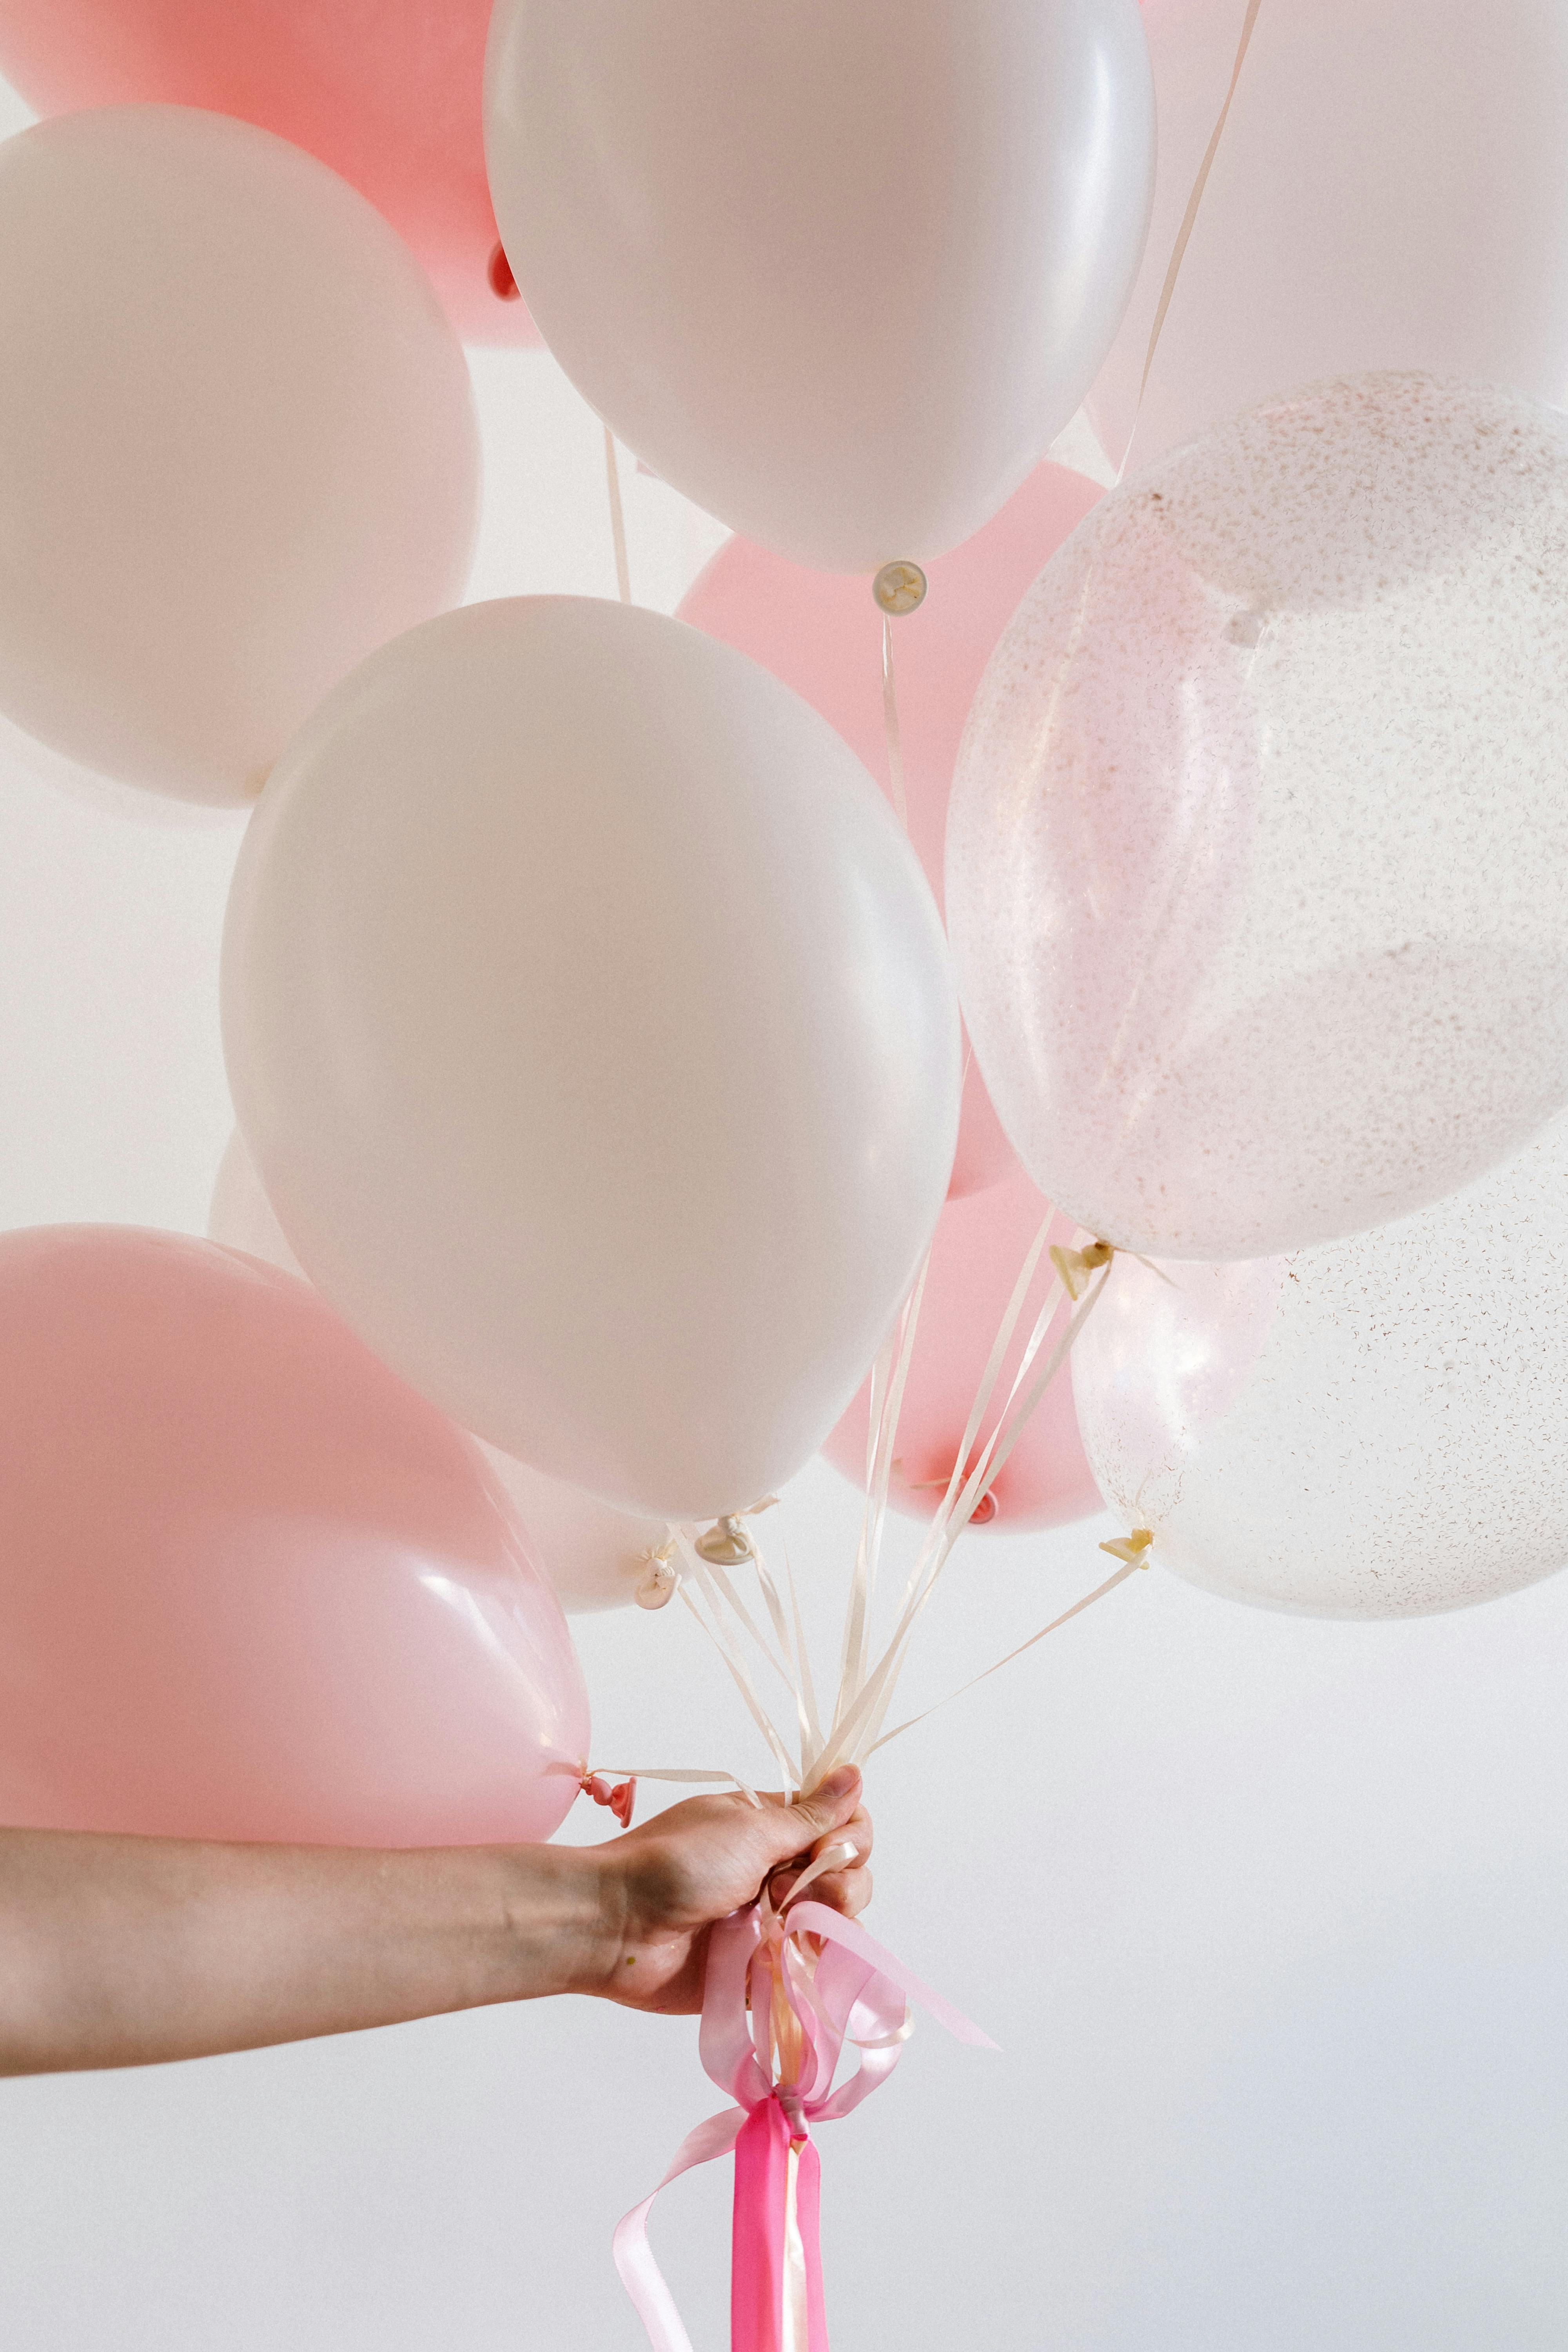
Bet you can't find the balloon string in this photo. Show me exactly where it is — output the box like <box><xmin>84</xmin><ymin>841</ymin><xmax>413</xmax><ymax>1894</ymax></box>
<box><xmin>867</xmin><ymin>1555</ymin><xmax>1145</xmax><ymax>1757</ymax></box>
<box><xmin>881</xmin><ymin>615</ymin><xmax>909</xmax><ymax>830</ymax></box>
<box><xmin>1122</xmin><ymin>0</ymin><xmax>1265</xmax><ymax>479</ymax></box>
<box><xmin>604</xmin><ymin>424</ymin><xmax>633</xmax><ymax>603</ymax></box>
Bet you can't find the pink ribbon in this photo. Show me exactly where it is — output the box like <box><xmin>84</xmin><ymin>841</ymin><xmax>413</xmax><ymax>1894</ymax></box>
<box><xmin>613</xmin><ymin>1890</ymin><xmax>994</xmax><ymax>2352</ymax></box>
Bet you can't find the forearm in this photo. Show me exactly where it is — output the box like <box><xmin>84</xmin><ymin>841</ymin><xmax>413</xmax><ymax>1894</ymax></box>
<box><xmin>0</xmin><ymin>1828</ymin><xmax>610</xmax><ymax>2074</ymax></box>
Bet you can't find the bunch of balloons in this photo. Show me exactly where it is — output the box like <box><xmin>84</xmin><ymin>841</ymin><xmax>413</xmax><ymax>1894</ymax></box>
<box><xmin>2</xmin><ymin>0</ymin><xmax>1568</xmax><ymax>1863</ymax></box>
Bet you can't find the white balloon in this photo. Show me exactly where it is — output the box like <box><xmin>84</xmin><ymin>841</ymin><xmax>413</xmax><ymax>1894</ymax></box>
<box><xmin>207</xmin><ymin>1129</ymin><xmax>675</xmax><ymax>1615</ymax></box>
<box><xmin>1087</xmin><ymin>0</ymin><xmax>1568</xmax><ymax>470</ymax></box>
<box><xmin>484</xmin><ymin>0</ymin><xmax>1152</xmax><ymax>572</ymax></box>
<box><xmin>0</xmin><ymin>106</ymin><xmax>478</xmax><ymax>806</ymax></box>
<box><xmin>223</xmin><ymin>596</ymin><xmax>960</xmax><ymax>1521</ymax></box>
<box><xmin>1072</xmin><ymin>1115</ymin><xmax>1568</xmax><ymax>1620</ymax></box>
<box><xmin>947</xmin><ymin>373</ymin><xmax>1568</xmax><ymax>1261</ymax></box>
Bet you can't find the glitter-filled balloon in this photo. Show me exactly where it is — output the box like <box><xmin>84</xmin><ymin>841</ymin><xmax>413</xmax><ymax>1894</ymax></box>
<box><xmin>1071</xmin><ymin>1113</ymin><xmax>1568</xmax><ymax>1619</ymax></box>
<box><xmin>947</xmin><ymin>372</ymin><xmax>1568</xmax><ymax>1260</ymax></box>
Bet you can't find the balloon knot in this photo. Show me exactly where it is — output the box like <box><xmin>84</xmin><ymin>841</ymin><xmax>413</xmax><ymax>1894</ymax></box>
<box><xmin>693</xmin><ymin>1497</ymin><xmax>779</xmax><ymax>1566</ymax></box>
<box><xmin>582</xmin><ymin>1771</ymin><xmax>637</xmax><ymax>1829</ymax></box>
<box><xmin>487</xmin><ymin>241</ymin><xmax>521</xmax><ymax>301</ymax></box>
<box><xmin>1098</xmin><ymin>1528</ymin><xmax>1154</xmax><ymax>1569</ymax></box>
<box><xmin>1049</xmin><ymin>1237</ymin><xmax>1115</xmax><ymax>1300</ymax></box>
<box><xmin>635</xmin><ymin>1541</ymin><xmax>679</xmax><ymax>1610</ymax></box>
<box><xmin>872</xmin><ymin>560</ymin><xmax>927</xmax><ymax>616</ymax></box>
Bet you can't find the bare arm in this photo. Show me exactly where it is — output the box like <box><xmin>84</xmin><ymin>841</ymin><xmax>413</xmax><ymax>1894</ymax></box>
<box><xmin>0</xmin><ymin>1768</ymin><xmax>871</xmax><ymax>2074</ymax></box>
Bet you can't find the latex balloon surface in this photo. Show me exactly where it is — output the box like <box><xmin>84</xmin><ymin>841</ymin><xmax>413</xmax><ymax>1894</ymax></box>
<box><xmin>482</xmin><ymin>1450</ymin><xmax>674</xmax><ymax>1615</ymax></box>
<box><xmin>679</xmin><ymin>462</ymin><xmax>1103</xmax><ymax>1196</ymax></box>
<box><xmin>822</xmin><ymin>1171</ymin><xmax>1101</xmax><ymax>1533</ymax></box>
<box><xmin>948</xmin><ymin>373</ymin><xmax>1568</xmax><ymax>1261</ymax></box>
<box><xmin>0</xmin><ymin>1225</ymin><xmax>588</xmax><ymax>1842</ymax></box>
<box><xmin>208</xmin><ymin>1131</ymin><xmax>672</xmax><ymax>1614</ymax></box>
<box><xmin>0</xmin><ymin>0</ymin><xmax>535</xmax><ymax>344</ymax></box>
<box><xmin>1073</xmin><ymin>1116</ymin><xmax>1568</xmax><ymax>1619</ymax></box>
<box><xmin>0</xmin><ymin>106</ymin><xmax>478</xmax><ymax>805</ymax></box>
<box><xmin>485</xmin><ymin>0</ymin><xmax>1152</xmax><ymax>571</ymax></box>
<box><xmin>1088</xmin><ymin>0</ymin><xmax>1568</xmax><ymax>470</ymax></box>
<box><xmin>223</xmin><ymin>596</ymin><xmax>960</xmax><ymax>1522</ymax></box>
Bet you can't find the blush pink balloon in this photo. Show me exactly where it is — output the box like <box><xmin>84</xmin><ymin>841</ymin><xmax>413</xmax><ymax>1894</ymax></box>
<box><xmin>821</xmin><ymin>1171</ymin><xmax>1102</xmax><ymax>1533</ymax></box>
<box><xmin>0</xmin><ymin>0</ymin><xmax>537</xmax><ymax>345</ymax></box>
<box><xmin>677</xmin><ymin>461</ymin><xmax>1102</xmax><ymax>1196</ymax></box>
<box><xmin>0</xmin><ymin>1225</ymin><xmax>589</xmax><ymax>1844</ymax></box>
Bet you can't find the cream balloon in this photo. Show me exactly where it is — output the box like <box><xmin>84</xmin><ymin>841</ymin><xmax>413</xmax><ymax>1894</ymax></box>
<box><xmin>1072</xmin><ymin>1114</ymin><xmax>1568</xmax><ymax>1620</ymax></box>
<box><xmin>947</xmin><ymin>372</ymin><xmax>1568</xmax><ymax>1261</ymax></box>
<box><xmin>206</xmin><ymin>1130</ymin><xmax>673</xmax><ymax>1615</ymax></box>
<box><xmin>484</xmin><ymin>0</ymin><xmax>1153</xmax><ymax>572</ymax></box>
<box><xmin>1087</xmin><ymin>0</ymin><xmax>1568</xmax><ymax>471</ymax></box>
<box><xmin>222</xmin><ymin>596</ymin><xmax>960</xmax><ymax>1521</ymax></box>
<box><xmin>0</xmin><ymin>106</ymin><xmax>478</xmax><ymax>805</ymax></box>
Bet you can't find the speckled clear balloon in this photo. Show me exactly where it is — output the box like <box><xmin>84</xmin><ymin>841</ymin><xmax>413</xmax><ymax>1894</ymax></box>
<box><xmin>947</xmin><ymin>372</ymin><xmax>1568</xmax><ymax>1258</ymax></box>
<box><xmin>1071</xmin><ymin>1112</ymin><xmax>1568</xmax><ymax>1618</ymax></box>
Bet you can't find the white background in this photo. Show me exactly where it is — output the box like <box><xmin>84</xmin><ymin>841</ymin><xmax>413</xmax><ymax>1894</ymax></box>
<box><xmin>0</xmin><ymin>70</ymin><xmax>1565</xmax><ymax>2352</ymax></box>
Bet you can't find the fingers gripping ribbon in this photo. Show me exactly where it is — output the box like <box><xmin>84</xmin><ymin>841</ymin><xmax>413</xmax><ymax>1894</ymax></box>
<box><xmin>612</xmin><ymin>1851</ymin><xmax>993</xmax><ymax>2352</ymax></box>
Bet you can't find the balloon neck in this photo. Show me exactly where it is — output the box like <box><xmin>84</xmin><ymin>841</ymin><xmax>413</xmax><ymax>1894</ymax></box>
<box><xmin>635</xmin><ymin>1542</ymin><xmax>679</xmax><ymax>1609</ymax></box>
<box><xmin>1098</xmin><ymin>1528</ymin><xmax>1154</xmax><ymax>1569</ymax></box>
<box><xmin>487</xmin><ymin>241</ymin><xmax>521</xmax><ymax>301</ymax></box>
<box><xmin>694</xmin><ymin>1514</ymin><xmax>753</xmax><ymax>1566</ymax></box>
<box><xmin>871</xmin><ymin>559</ymin><xmax>927</xmax><ymax>616</ymax></box>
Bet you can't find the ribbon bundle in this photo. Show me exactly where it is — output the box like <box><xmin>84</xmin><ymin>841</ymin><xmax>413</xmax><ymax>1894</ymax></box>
<box><xmin>614</xmin><ymin>1851</ymin><xmax>993</xmax><ymax>2352</ymax></box>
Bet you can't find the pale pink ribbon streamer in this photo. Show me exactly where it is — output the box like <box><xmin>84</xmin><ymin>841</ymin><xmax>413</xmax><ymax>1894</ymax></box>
<box><xmin>613</xmin><ymin>1879</ymin><xmax>993</xmax><ymax>2352</ymax></box>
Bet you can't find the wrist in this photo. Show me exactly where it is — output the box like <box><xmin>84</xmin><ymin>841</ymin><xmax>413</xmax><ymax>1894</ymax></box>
<box><xmin>498</xmin><ymin>1842</ymin><xmax>621</xmax><ymax>2002</ymax></box>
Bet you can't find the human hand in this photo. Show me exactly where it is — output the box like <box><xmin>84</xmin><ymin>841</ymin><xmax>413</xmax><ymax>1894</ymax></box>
<box><xmin>580</xmin><ymin>1767</ymin><xmax>873</xmax><ymax>2014</ymax></box>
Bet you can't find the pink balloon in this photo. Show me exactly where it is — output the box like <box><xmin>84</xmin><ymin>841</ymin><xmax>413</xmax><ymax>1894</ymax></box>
<box><xmin>0</xmin><ymin>1226</ymin><xmax>589</xmax><ymax>1844</ymax></box>
<box><xmin>0</xmin><ymin>0</ymin><xmax>537</xmax><ymax>346</ymax></box>
<box><xmin>677</xmin><ymin>461</ymin><xmax>1102</xmax><ymax>1196</ymax></box>
<box><xmin>820</xmin><ymin>1171</ymin><xmax>1102</xmax><ymax>1534</ymax></box>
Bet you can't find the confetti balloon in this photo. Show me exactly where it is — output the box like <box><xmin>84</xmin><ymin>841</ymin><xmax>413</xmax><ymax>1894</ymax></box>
<box><xmin>947</xmin><ymin>373</ymin><xmax>1568</xmax><ymax>1260</ymax></box>
<box><xmin>1071</xmin><ymin>1114</ymin><xmax>1568</xmax><ymax>1619</ymax></box>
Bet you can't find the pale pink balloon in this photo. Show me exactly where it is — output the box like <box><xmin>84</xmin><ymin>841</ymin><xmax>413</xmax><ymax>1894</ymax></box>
<box><xmin>821</xmin><ymin>1171</ymin><xmax>1102</xmax><ymax>1533</ymax></box>
<box><xmin>0</xmin><ymin>1226</ymin><xmax>589</xmax><ymax>1844</ymax></box>
<box><xmin>678</xmin><ymin>462</ymin><xmax>1102</xmax><ymax>1196</ymax></box>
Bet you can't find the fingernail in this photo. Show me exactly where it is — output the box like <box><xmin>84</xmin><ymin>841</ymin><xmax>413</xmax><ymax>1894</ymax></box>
<box><xmin>821</xmin><ymin>1766</ymin><xmax>859</xmax><ymax>1800</ymax></box>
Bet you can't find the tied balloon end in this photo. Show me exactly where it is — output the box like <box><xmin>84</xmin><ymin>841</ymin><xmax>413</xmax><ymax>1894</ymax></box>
<box><xmin>582</xmin><ymin>1771</ymin><xmax>637</xmax><ymax>1829</ymax></box>
<box><xmin>1050</xmin><ymin>1237</ymin><xmax>1115</xmax><ymax>1300</ymax></box>
<box><xmin>634</xmin><ymin>1539</ymin><xmax>678</xmax><ymax>1610</ymax></box>
<box><xmin>693</xmin><ymin>1497</ymin><xmax>779</xmax><ymax>1566</ymax></box>
<box><xmin>486</xmin><ymin>241</ymin><xmax>521</xmax><ymax>302</ymax></box>
<box><xmin>871</xmin><ymin>561</ymin><xmax>927</xmax><ymax>617</ymax></box>
<box><xmin>1099</xmin><ymin>1528</ymin><xmax>1154</xmax><ymax>1570</ymax></box>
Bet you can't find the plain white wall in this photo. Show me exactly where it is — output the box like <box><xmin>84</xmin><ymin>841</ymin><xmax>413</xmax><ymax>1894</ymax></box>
<box><xmin>0</xmin><ymin>69</ymin><xmax>1564</xmax><ymax>2352</ymax></box>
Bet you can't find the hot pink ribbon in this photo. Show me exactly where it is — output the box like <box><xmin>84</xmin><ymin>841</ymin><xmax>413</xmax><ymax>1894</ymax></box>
<box><xmin>612</xmin><ymin>1892</ymin><xmax>995</xmax><ymax>2352</ymax></box>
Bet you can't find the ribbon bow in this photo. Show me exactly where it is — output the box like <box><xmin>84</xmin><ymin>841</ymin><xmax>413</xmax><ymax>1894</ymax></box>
<box><xmin>613</xmin><ymin>1850</ymin><xmax>993</xmax><ymax>2352</ymax></box>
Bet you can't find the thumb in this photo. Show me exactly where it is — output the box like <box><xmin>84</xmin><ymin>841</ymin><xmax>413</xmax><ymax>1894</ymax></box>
<box><xmin>767</xmin><ymin>1767</ymin><xmax>861</xmax><ymax>1860</ymax></box>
